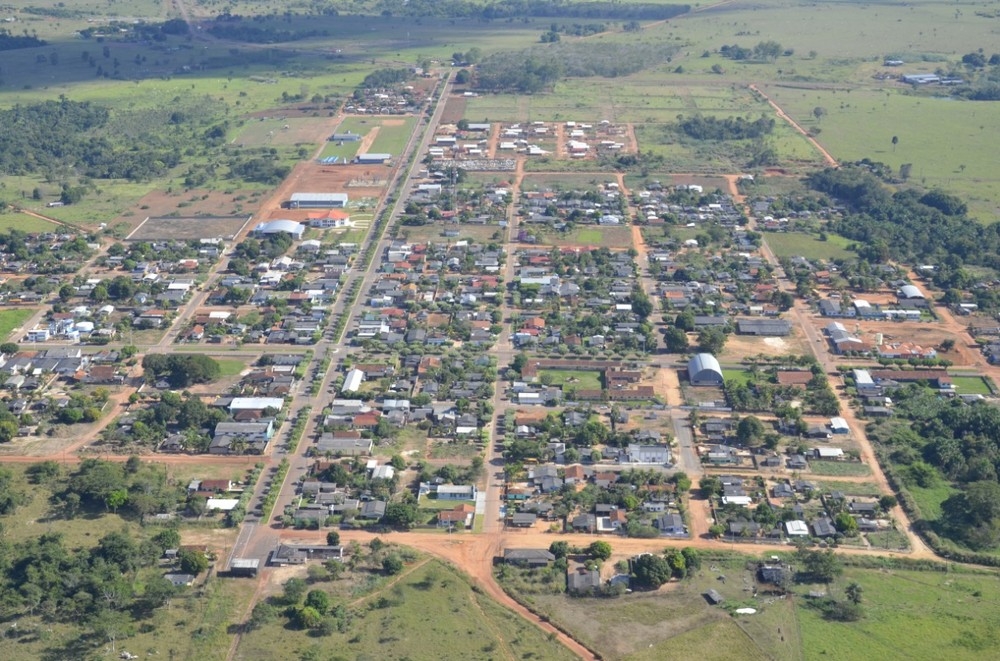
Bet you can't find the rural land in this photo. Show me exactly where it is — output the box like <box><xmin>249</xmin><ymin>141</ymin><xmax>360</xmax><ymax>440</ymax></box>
<box><xmin>3</xmin><ymin>0</ymin><xmax>1000</xmax><ymax>660</ymax></box>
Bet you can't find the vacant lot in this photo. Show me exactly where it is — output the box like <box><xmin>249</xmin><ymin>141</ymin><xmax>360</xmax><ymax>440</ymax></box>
<box><xmin>532</xmin><ymin>225</ymin><xmax>634</xmax><ymax>249</ymax></box>
<box><xmin>529</xmin><ymin>553</ymin><xmax>796</xmax><ymax>661</ymax></box>
<box><xmin>127</xmin><ymin>215</ymin><xmax>252</xmax><ymax>242</ymax></box>
<box><xmin>233</xmin><ymin>117</ymin><xmax>334</xmax><ymax>147</ymax></box>
<box><xmin>236</xmin><ymin>559</ymin><xmax>576</xmax><ymax>661</ymax></box>
<box><xmin>0</xmin><ymin>308</ymin><xmax>35</xmax><ymax>340</ymax></box>
<box><xmin>807</xmin><ymin>461</ymin><xmax>872</xmax><ymax>477</ymax></box>
<box><xmin>539</xmin><ymin>369</ymin><xmax>603</xmax><ymax>390</ymax></box>
<box><xmin>764</xmin><ymin>232</ymin><xmax>854</xmax><ymax>261</ymax></box>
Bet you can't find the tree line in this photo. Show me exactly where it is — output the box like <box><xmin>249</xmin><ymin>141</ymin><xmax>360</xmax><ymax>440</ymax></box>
<box><xmin>475</xmin><ymin>42</ymin><xmax>680</xmax><ymax>93</ymax></box>
<box><xmin>676</xmin><ymin>115</ymin><xmax>775</xmax><ymax>141</ymax></box>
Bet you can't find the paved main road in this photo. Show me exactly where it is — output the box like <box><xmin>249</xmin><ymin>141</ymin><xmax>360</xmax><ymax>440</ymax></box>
<box><xmin>225</xmin><ymin>72</ymin><xmax>454</xmax><ymax>564</ymax></box>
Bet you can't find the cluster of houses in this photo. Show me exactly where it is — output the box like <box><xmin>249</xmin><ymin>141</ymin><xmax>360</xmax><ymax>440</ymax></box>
<box><xmin>325</xmin><ymin>353</ymin><xmax>494</xmax><ymax>442</ymax></box>
<box><xmin>505</xmin><ymin>463</ymin><xmax>684</xmax><ymax>537</ymax></box>
<box><xmin>349</xmin><ymin>240</ymin><xmax>504</xmax><ymax>348</ymax></box>
<box><xmin>517</xmin><ymin>182</ymin><xmax>627</xmax><ymax>229</ymax></box>
<box><xmin>342</xmin><ymin>83</ymin><xmax>427</xmax><ymax>115</ymax></box>
<box><xmin>633</xmin><ymin>183</ymin><xmax>742</xmax><ymax>226</ymax></box>
<box><xmin>715</xmin><ymin>475</ymin><xmax>891</xmax><ymax>542</ymax></box>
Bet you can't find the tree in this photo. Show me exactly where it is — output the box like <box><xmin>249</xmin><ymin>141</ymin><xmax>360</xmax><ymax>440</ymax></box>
<box><xmin>699</xmin><ymin>475</ymin><xmax>722</xmax><ymax>497</ymax></box>
<box><xmin>664</xmin><ymin>326</ymin><xmax>689</xmax><ymax>353</ymax></box>
<box><xmin>632</xmin><ymin>553</ymin><xmax>672</xmax><ymax>588</ymax></box>
<box><xmin>834</xmin><ymin>512</ymin><xmax>859</xmax><ymax>536</ymax></box>
<box><xmin>736</xmin><ymin>415</ymin><xmax>766</xmax><ymax>446</ymax></box>
<box><xmin>878</xmin><ymin>494</ymin><xmax>898</xmax><ymax>511</ymax></box>
<box><xmin>383</xmin><ymin>502</ymin><xmax>419</xmax><ymax>528</ymax></box>
<box><xmin>845</xmin><ymin>582</ymin><xmax>863</xmax><ymax>605</ymax></box>
<box><xmin>0</xmin><ymin>342</ymin><xmax>17</xmax><ymax>355</ymax></box>
<box><xmin>697</xmin><ymin>327</ymin><xmax>727</xmax><ymax>354</ymax></box>
<box><xmin>291</xmin><ymin>605</ymin><xmax>323</xmax><ymax>629</ymax></box>
<box><xmin>812</xmin><ymin>106</ymin><xmax>827</xmax><ymax>122</ymax></box>
<box><xmin>549</xmin><ymin>541</ymin><xmax>570</xmax><ymax>558</ymax></box>
<box><xmin>795</xmin><ymin>548</ymin><xmax>842</xmax><ymax>584</ymax></box>
<box><xmin>669</xmin><ymin>472</ymin><xmax>692</xmax><ymax>493</ymax></box>
<box><xmin>382</xmin><ymin>554</ymin><xmax>404</xmax><ymax>575</ymax></box>
<box><xmin>389</xmin><ymin>454</ymin><xmax>406</xmax><ymax>471</ymax></box>
<box><xmin>248</xmin><ymin>601</ymin><xmax>278</xmax><ymax>630</ymax></box>
<box><xmin>326</xmin><ymin>530</ymin><xmax>341</xmax><ymax>547</ymax></box>
<box><xmin>891</xmin><ymin>135</ymin><xmax>899</xmax><ymax>152</ymax></box>
<box><xmin>283</xmin><ymin>577</ymin><xmax>308</xmax><ymax>604</ymax></box>
<box><xmin>178</xmin><ymin>548</ymin><xmax>209</xmax><ymax>575</ymax></box>
<box><xmin>304</xmin><ymin>589</ymin><xmax>330</xmax><ymax>615</ymax></box>
<box><xmin>588</xmin><ymin>541</ymin><xmax>613</xmax><ymax>561</ymax></box>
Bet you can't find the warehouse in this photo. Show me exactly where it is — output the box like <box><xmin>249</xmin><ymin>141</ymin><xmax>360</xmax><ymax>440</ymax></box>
<box><xmin>687</xmin><ymin>353</ymin><xmax>724</xmax><ymax>386</ymax></box>
<box><xmin>252</xmin><ymin>219</ymin><xmax>304</xmax><ymax>240</ymax></box>
<box><xmin>355</xmin><ymin>153</ymin><xmax>391</xmax><ymax>165</ymax></box>
<box><xmin>287</xmin><ymin>192</ymin><xmax>349</xmax><ymax>209</ymax></box>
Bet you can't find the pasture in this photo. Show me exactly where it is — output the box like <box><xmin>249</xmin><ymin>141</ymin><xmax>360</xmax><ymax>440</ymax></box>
<box><xmin>798</xmin><ymin>567</ymin><xmax>1000</xmax><ymax>661</ymax></box>
<box><xmin>0</xmin><ymin>211</ymin><xmax>61</xmax><ymax>233</ymax></box>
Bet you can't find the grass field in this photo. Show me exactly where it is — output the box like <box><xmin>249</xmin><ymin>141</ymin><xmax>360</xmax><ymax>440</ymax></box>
<box><xmin>948</xmin><ymin>375</ymin><xmax>993</xmax><ymax>396</ymax></box>
<box><xmin>369</xmin><ymin>117</ymin><xmax>417</xmax><ymax>156</ymax></box>
<box><xmin>763</xmin><ymin>232</ymin><xmax>854</xmax><ymax>261</ymax></box>
<box><xmin>236</xmin><ymin>558</ymin><xmax>577</xmax><ymax>661</ymax></box>
<box><xmin>813</xmin><ymin>480</ymin><xmax>884</xmax><ymax>498</ymax></box>
<box><xmin>529</xmin><ymin>553</ymin><xmax>797</xmax><ymax>661</ymax></box>
<box><xmin>798</xmin><ymin>567</ymin><xmax>1000</xmax><ymax>661</ymax></box>
<box><xmin>722</xmin><ymin>368</ymin><xmax>752</xmax><ymax>386</ymax></box>
<box><xmin>807</xmin><ymin>461</ymin><xmax>871</xmax><ymax>477</ymax></box>
<box><xmin>533</xmin><ymin>225</ymin><xmax>635</xmax><ymax>248</ymax></box>
<box><xmin>216</xmin><ymin>358</ymin><xmax>251</xmax><ymax>378</ymax></box>
<box><xmin>0</xmin><ymin>212</ymin><xmax>61</xmax><ymax>232</ymax></box>
<box><xmin>538</xmin><ymin>369</ymin><xmax>604</xmax><ymax>390</ymax></box>
<box><xmin>0</xmin><ymin>307</ymin><xmax>35</xmax><ymax>340</ymax></box>
<box><xmin>905</xmin><ymin>481</ymin><xmax>957</xmax><ymax>521</ymax></box>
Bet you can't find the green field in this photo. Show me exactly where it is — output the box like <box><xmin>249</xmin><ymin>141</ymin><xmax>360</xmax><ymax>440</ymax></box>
<box><xmin>808</xmin><ymin>461</ymin><xmax>872</xmax><ymax>477</ymax></box>
<box><xmin>369</xmin><ymin>117</ymin><xmax>417</xmax><ymax>157</ymax></box>
<box><xmin>722</xmin><ymin>368</ymin><xmax>752</xmax><ymax>386</ymax></box>
<box><xmin>533</xmin><ymin>225</ymin><xmax>635</xmax><ymax>248</ymax></box>
<box><xmin>538</xmin><ymin>368</ymin><xmax>604</xmax><ymax>390</ymax></box>
<box><xmin>216</xmin><ymin>358</ymin><xmax>251</xmax><ymax>378</ymax></box>
<box><xmin>0</xmin><ymin>212</ymin><xmax>62</xmax><ymax>233</ymax></box>
<box><xmin>0</xmin><ymin>307</ymin><xmax>35</xmax><ymax>340</ymax></box>
<box><xmin>764</xmin><ymin>232</ymin><xmax>854</xmax><ymax>261</ymax></box>
<box><xmin>236</xmin><ymin>558</ymin><xmax>577</xmax><ymax>661</ymax></box>
<box><xmin>948</xmin><ymin>375</ymin><xmax>993</xmax><ymax>396</ymax></box>
<box><xmin>798</xmin><ymin>567</ymin><xmax>1000</xmax><ymax>661</ymax></box>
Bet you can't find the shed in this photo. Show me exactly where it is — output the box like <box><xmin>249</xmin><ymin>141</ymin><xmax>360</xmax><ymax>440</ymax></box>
<box><xmin>704</xmin><ymin>589</ymin><xmax>724</xmax><ymax>605</ymax></box>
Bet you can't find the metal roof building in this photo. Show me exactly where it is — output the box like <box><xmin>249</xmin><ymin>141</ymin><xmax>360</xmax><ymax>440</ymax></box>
<box><xmin>253</xmin><ymin>219</ymin><xmax>304</xmax><ymax>239</ymax></box>
<box><xmin>897</xmin><ymin>284</ymin><xmax>925</xmax><ymax>299</ymax></box>
<box><xmin>688</xmin><ymin>353</ymin><xmax>723</xmax><ymax>386</ymax></box>
<box><xmin>342</xmin><ymin>368</ymin><xmax>365</xmax><ymax>394</ymax></box>
<box><xmin>288</xmin><ymin>192</ymin><xmax>349</xmax><ymax>209</ymax></box>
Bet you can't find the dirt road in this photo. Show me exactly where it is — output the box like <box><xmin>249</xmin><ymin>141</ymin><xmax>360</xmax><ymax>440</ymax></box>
<box><xmin>750</xmin><ymin>84</ymin><xmax>839</xmax><ymax>167</ymax></box>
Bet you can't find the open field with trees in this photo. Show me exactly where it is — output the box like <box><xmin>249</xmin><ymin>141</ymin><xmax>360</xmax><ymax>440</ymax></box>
<box><xmin>236</xmin><ymin>553</ymin><xmax>577</xmax><ymax>661</ymax></box>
